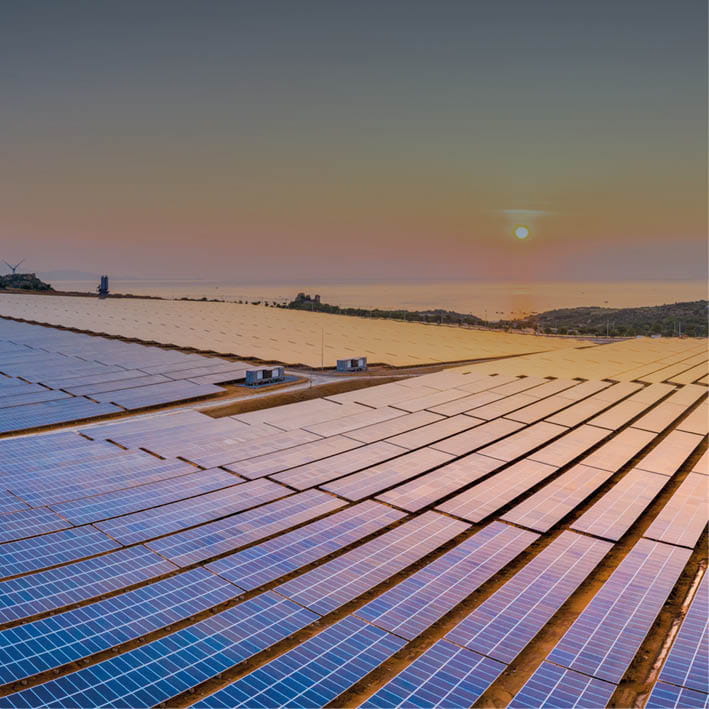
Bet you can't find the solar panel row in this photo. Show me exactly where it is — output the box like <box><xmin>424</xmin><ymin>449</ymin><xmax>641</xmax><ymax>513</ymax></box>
<box><xmin>355</xmin><ymin>522</ymin><xmax>538</xmax><ymax>639</ymax></box>
<box><xmin>0</xmin><ymin>592</ymin><xmax>318</xmax><ymax>708</ymax></box>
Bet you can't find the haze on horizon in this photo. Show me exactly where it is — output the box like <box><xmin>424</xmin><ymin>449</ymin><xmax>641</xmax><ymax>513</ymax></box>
<box><xmin>1</xmin><ymin>0</ymin><xmax>706</xmax><ymax>283</ymax></box>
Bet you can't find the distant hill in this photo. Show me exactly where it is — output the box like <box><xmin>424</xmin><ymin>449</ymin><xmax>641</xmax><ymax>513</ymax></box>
<box><xmin>286</xmin><ymin>292</ymin><xmax>485</xmax><ymax>326</ymax></box>
<box><xmin>517</xmin><ymin>300</ymin><xmax>708</xmax><ymax>337</ymax></box>
<box><xmin>0</xmin><ymin>273</ymin><xmax>54</xmax><ymax>292</ymax></box>
<box><xmin>286</xmin><ymin>293</ymin><xmax>707</xmax><ymax>338</ymax></box>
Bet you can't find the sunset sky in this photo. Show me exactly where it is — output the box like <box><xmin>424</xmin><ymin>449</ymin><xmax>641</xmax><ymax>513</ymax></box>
<box><xmin>2</xmin><ymin>0</ymin><xmax>706</xmax><ymax>282</ymax></box>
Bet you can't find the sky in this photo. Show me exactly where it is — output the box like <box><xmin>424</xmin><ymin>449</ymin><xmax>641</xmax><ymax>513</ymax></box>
<box><xmin>1</xmin><ymin>0</ymin><xmax>706</xmax><ymax>282</ymax></box>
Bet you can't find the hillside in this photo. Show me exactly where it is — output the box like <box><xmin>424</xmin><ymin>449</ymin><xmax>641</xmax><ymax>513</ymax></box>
<box><xmin>0</xmin><ymin>273</ymin><xmax>53</xmax><ymax>292</ymax></box>
<box><xmin>287</xmin><ymin>294</ymin><xmax>707</xmax><ymax>338</ymax></box>
<box><xmin>517</xmin><ymin>300</ymin><xmax>708</xmax><ymax>337</ymax></box>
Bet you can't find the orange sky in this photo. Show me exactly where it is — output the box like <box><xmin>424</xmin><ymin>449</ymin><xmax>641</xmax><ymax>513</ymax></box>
<box><xmin>1</xmin><ymin>1</ymin><xmax>706</xmax><ymax>281</ymax></box>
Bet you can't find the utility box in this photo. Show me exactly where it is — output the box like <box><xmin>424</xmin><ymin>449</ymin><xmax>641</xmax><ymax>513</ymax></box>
<box><xmin>336</xmin><ymin>357</ymin><xmax>367</xmax><ymax>372</ymax></box>
<box><xmin>245</xmin><ymin>366</ymin><xmax>285</xmax><ymax>386</ymax></box>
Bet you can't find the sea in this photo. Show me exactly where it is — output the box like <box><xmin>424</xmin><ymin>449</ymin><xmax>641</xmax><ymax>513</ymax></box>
<box><xmin>49</xmin><ymin>279</ymin><xmax>707</xmax><ymax>320</ymax></box>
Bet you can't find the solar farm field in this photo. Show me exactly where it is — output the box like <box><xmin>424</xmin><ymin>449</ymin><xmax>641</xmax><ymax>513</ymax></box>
<box><xmin>0</xmin><ymin>294</ymin><xmax>583</xmax><ymax>367</ymax></box>
<box><xmin>0</xmin><ymin>333</ymin><xmax>706</xmax><ymax>708</ymax></box>
<box><xmin>0</xmin><ymin>319</ymin><xmax>256</xmax><ymax>433</ymax></box>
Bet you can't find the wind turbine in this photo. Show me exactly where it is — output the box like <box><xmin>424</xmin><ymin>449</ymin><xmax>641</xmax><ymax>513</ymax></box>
<box><xmin>3</xmin><ymin>259</ymin><xmax>25</xmax><ymax>275</ymax></box>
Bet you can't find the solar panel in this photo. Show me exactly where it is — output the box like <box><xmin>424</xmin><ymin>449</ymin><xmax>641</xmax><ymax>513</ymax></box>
<box><xmin>581</xmin><ymin>426</ymin><xmax>656</xmax><ymax>472</ymax></box>
<box><xmin>0</xmin><ymin>397</ymin><xmax>123</xmax><ymax>434</ymax></box>
<box><xmin>476</xmin><ymin>422</ymin><xmax>568</xmax><ymax>462</ymax></box>
<box><xmin>436</xmin><ymin>459</ymin><xmax>558</xmax><ymax>523</ymax></box>
<box><xmin>587</xmin><ymin>385</ymin><xmax>671</xmax><ymax>431</ymax></box>
<box><xmin>374</xmin><ymin>452</ymin><xmax>506</xmax><ymax>512</ymax></box>
<box><xmin>0</xmin><ymin>546</ymin><xmax>176</xmax><ymax>623</ymax></box>
<box><xmin>571</xmin><ymin>468</ymin><xmax>668</xmax><ymax>541</ymax></box>
<box><xmin>0</xmin><ymin>526</ymin><xmax>120</xmax><ymax>579</ymax></box>
<box><xmin>90</xmin><ymin>379</ymin><xmax>224</xmax><ymax>409</ymax></box>
<box><xmin>10</xmin><ymin>456</ymin><xmax>195</xmax><ymax>507</ymax></box>
<box><xmin>446</xmin><ymin>532</ymin><xmax>612</xmax><ymax>663</ymax></box>
<box><xmin>0</xmin><ymin>592</ymin><xmax>318</xmax><ymax>709</ymax></box>
<box><xmin>320</xmin><ymin>447</ymin><xmax>455</xmax><ymax>501</ymax></box>
<box><xmin>389</xmin><ymin>388</ymin><xmax>478</xmax><ymax>413</ymax></box>
<box><xmin>676</xmin><ymin>401</ymin><xmax>709</xmax><ymax>435</ymax></box>
<box><xmin>693</xmin><ymin>450</ymin><xmax>708</xmax><ymax>475</ymax></box>
<box><xmin>362</xmin><ymin>640</ymin><xmax>506</xmax><ymax>709</ymax></box>
<box><xmin>431</xmin><ymin>418</ymin><xmax>526</xmax><ymax>456</ymax></box>
<box><xmin>49</xmin><ymin>467</ymin><xmax>243</xmax><ymax>524</ymax></box>
<box><xmin>271</xmin><ymin>441</ymin><xmax>406</xmax><ymax>490</ymax></box>
<box><xmin>208</xmin><ymin>500</ymin><xmax>405</xmax><ymax>590</ymax></box>
<box><xmin>147</xmin><ymin>489</ymin><xmax>347</xmax><ymax>566</ymax></box>
<box><xmin>643</xmin><ymin>473</ymin><xmax>708</xmax><ymax>548</ymax></box>
<box><xmin>634</xmin><ymin>401</ymin><xmax>694</xmax><ymax>434</ymax></box>
<box><xmin>95</xmin><ymin>477</ymin><xmax>289</xmax><ymax>544</ymax></box>
<box><xmin>0</xmin><ymin>506</ymin><xmax>70</xmax><ymax>543</ymax></box>
<box><xmin>225</xmin><ymin>435</ymin><xmax>363</xmax><ymax>478</ymax></box>
<box><xmin>189</xmin><ymin>429</ymin><xmax>321</xmax><ymax>470</ymax></box>
<box><xmin>385</xmin><ymin>414</ymin><xmax>485</xmax><ymax>449</ymax></box>
<box><xmin>646</xmin><ymin>682</ymin><xmax>709</xmax><ymax>708</ymax></box>
<box><xmin>635</xmin><ymin>430</ymin><xmax>703</xmax><ymax>476</ymax></box>
<box><xmin>303</xmin><ymin>406</ymin><xmax>406</xmax><ymax>437</ymax></box>
<box><xmin>510</xmin><ymin>662</ymin><xmax>616</xmax><ymax>708</ymax></box>
<box><xmin>275</xmin><ymin>512</ymin><xmax>468</xmax><ymax>615</ymax></box>
<box><xmin>547</xmin><ymin>539</ymin><xmax>692</xmax><ymax>683</ymax></box>
<box><xmin>0</xmin><ymin>568</ymin><xmax>242</xmax><ymax>685</ymax></box>
<box><xmin>467</xmin><ymin>387</ymin><xmax>538</xmax><ymax>416</ymax></box>
<box><xmin>194</xmin><ymin>615</ymin><xmax>406</xmax><ymax>708</ymax></box>
<box><xmin>501</xmin><ymin>464</ymin><xmax>617</xmax><ymax>532</ymax></box>
<box><xmin>63</xmin><ymin>373</ymin><xmax>172</xmax><ymax>396</ymax></box>
<box><xmin>528</xmin><ymin>425</ymin><xmax>610</xmax><ymax>468</ymax></box>
<box><xmin>345</xmin><ymin>411</ymin><xmax>445</xmax><ymax>443</ymax></box>
<box><xmin>355</xmin><ymin>522</ymin><xmax>538</xmax><ymax>639</ymax></box>
<box><xmin>658</xmin><ymin>572</ymin><xmax>708</xmax><ymax>693</ymax></box>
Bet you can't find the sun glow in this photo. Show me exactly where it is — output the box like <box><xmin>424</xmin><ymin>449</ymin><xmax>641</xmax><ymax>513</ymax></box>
<box><xmin>514</xmin><ymin>225</ymin><xmax>529</xmax><ymax>239</ymax></box>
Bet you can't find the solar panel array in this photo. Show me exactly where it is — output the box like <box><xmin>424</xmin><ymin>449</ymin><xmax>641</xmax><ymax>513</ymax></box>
<box><xmin>0</xmin><ymin>318</ymin><xmax>257</xmax><ymax>432</ymax></box>
<box><xmin>0</xmin><ymin>326</ymin><xmax>705</xmax><ymax>709</ymax></box>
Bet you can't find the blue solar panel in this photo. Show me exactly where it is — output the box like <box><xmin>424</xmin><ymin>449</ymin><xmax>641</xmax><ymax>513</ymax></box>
<box><xmin>208</xmin><ymin>500</ymin><xmax>405</xmax><ymax>589</ymax></box>
<box><xmin>510</xmin><ymin>662</ymin><xmax>616</xmax><ymax>708</ymax></box>
<box><xmin>375</xmin><ymin>454</ymin><xmax>505</xmax><ymax>512</ymax></box>
<box><xmin>0</xmin><ymin>546</ymin><xmax>176</xmax><ymax>623</ymax></box>
<box><xmin>0</xmin><ymin>397</ymin><xmax>123</xmax><ymax>433</ymax></box>
<box><xmin>363</xmin><ymin>640</ymin><xmax>506</xmax><ymax>708</ymax></box>
<box><xmin>10</xmin><ymin>456</ymin><xmax>194</xmax><ymax>507</ymax></box>
<box><xmin>94</xmin><ymin>477</ymin><xmax>289</xmax><ymax>544</ymax></box>
<box><xmin>547</xmin><ymin>539</ymin><xmax>692</xmax><ymax>683</ymax></box>
<box><xmin>271</xmin><ymin>441</ymin><xmax>407</xmax><ymax>490</ymax></box>
<box><xmin>646</xmin><ymin>682</ymin><xmax>709</xmax><ymax>708</ymax></box>
<box><xmin>658</xmin><ymin>572</ymin><xmax>708</xmax><ymax>693</ymax></box>
<box><xmin>643</xmin><ymin>473</ymin><xmax>709</xmax><ymax>548</ymax></box>
<box><xmin>501</xmin><ymin>464</ymin><xmax>617</xmax><ymax>532</ymax></box>
<box><xmin>446</xmin><ymin>531</ymin><xmax>612</xmax><ymax>663</ymax></box>
<box><xmin>194</xmin><ymin>615</ymin><xmax>406</xmax><ymax>708</ymax></box>
<box><xmin>0</xmin><ymin>592</ymin><xmax>317</xmax><ymax>708</ymax></box>
<box><xmin>147</xmin><ymin>489</ymin><xmax>347</xmax><ymax>566</ymax></box>
<box><xmin>0</xmin><ymin>526</ymin><xmax>120</xmax><ymax>579</ymax></box>
<box><xmin>356</xmin><ymin>522</ymin><xmax>538</xmax><ymax>639</ymax></box>
<box><xmin>91</xmin><ymin>379</ymin><xmax>224</xmax><ymax>409</ymax></box>
<box><xmin>50</xmin><ymin>467</ymin><xmax>243</xmax><ymax>524</ymax></box>
<box><xmin>0</xmin><ymin>568</ymin><xmax>241</xmax><ymax>685</ymax></box>
<box><xmin>275</xmin><ymin>512</ymin><xmax>469</xmax><ymax>615</ymax></box>
<box><xmin>570</xmin><ymin>468</ymin><xmax>668</xmax><ymax>541</ymax></box>
<box><xmin>319</xmin><ymin>447</ymin><xmax>454</xmax><ymax>501</ymax></box>
<box><xmin>0</xmin><ymin>506</ymin><xmax>70</xmax><ymax>543</ymax></box>
<box><xmin>0</xmin><ymin>493</ymin><xmax>29</xmax><ymax>516</ymax></box>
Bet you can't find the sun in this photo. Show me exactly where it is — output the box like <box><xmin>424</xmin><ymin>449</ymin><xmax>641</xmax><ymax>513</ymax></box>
<box><xmin>514</xmin><ymin>224</ymin><xmax>529</xmax><ymax>240</ymax></box>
